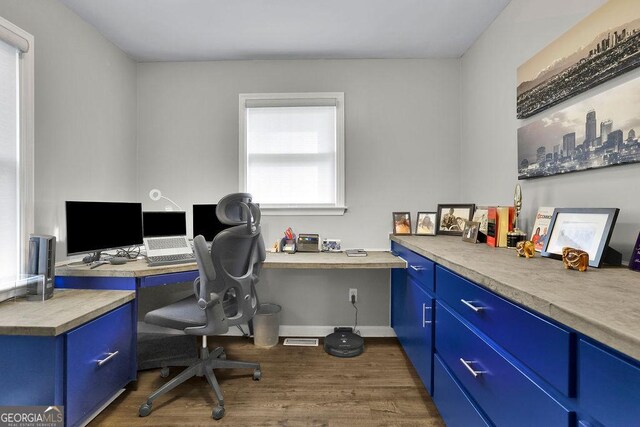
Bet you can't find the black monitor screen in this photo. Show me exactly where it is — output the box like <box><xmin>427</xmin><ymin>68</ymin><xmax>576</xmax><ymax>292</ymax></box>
<box><xmin>66</xmin><ymin>201</ymin><xmax>143</xmax><ymax>255</ymax></box>
<box><xmin>193</xmin><ymin>204</ymin><xmax>232</xmax><ymax>241</ymax></box>
<box><xmin>143</xmin><ymin>211</ymin><xmax>187</xmax><ymax>237</ymax></box>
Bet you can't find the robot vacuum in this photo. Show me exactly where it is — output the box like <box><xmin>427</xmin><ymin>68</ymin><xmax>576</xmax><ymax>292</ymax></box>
<box><xmin>324</xmin><ymin>327</ymin><xmax>364</xmax><ymax>358</ymax></box>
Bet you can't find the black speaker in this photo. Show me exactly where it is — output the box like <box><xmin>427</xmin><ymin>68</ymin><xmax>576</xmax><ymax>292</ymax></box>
<box><xmin>27</xmin><ymin>234</ymin><xmax>56</xmax><ymax>301</ymax></box>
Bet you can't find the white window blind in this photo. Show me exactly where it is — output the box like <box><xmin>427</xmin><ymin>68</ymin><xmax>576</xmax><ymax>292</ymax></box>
<box><xmin>0</xmin><ymin>38</ymin><xmax>19</xmax><ymax>278</ymax></box>
<box><xmin>239</xmin><ymin>93</ymin><xmax>345</xmax><ymax>215</ymax></box>
<box><xmin>0</xmin><ymin>16</ymin><xmax>34</xmax><ymax>289</ymax></box>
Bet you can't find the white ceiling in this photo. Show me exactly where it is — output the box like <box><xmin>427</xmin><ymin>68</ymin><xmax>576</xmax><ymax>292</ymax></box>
<box><xmin>59</xmin><ymin>0</ymin><xmax>511</xmax><ymax>62</ymax></box>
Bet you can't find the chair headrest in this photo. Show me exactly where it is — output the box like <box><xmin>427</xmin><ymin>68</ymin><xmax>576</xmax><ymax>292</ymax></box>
<box><xmin>216</xmin><ymin>193</ymin><xmax>258</xmax><ymax>226</ymax></box>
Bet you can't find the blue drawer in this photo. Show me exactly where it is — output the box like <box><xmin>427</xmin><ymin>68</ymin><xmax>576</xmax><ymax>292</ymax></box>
<box><xmin>66</xmin><ymin>303</ymin><xmax>133</xmax><ymax>427</ymax></box>
<box><xmin>436</xmin><ymin>302</ymin><xmax>572</xmax><ymax>427</ymax></box>
<box><xmin>391</xmin><ymin>242</ymin><xmax>434</xmax><ymax>291</ymax></box>
<box><xmin>578</xmin><ymin>339</ymin><xmax>640</xmax><ymax>426</ymax></box>
<box><xmin>433</xmin><ymin>354</ymin><xmax>490</xmax><ymax>427</ymax></box>
<box><xmin>436</xmin><ymin>266</ymin><xmax>572</xmax><ymax>395</ymax></box>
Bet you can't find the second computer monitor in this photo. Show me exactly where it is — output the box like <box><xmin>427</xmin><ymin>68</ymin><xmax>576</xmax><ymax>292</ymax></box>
<box><xmin>193</xmin><ymin>204</ymin><xmax>232</xmax><ymax>242</ymax></box>
<box><xmin>142</xmin><ymin>211</ymin><xmax>187</xmax><ymax>237</ymax></box>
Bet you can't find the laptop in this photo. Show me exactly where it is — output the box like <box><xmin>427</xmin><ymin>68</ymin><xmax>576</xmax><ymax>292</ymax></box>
<box><xmin>142</xmin><ymin>211</ymin><xmax>196</xmax><ymax>266</ymax></box>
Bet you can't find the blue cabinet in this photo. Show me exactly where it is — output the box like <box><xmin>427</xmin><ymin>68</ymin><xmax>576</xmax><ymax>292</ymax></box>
<box><xmin>578</xmin><ymin>339</ymin><xmax>640</xmax><ymax>426</ymax></box>
<box><xmin>391</xmin><ymin>241</ymin><xmax>639</xmax><ymax>427</ymax></box>
<box><xmin>66</xmin><ymin>303</ymin><xmax>133</xmax><ymax>427</ymax></box>
<box><xmin>436</xmin><ymin>301</ymin><xmax>571</xmax><ymax>427</ymax></box>
<box><xmin>433</xmin><ymin>354</ymin><xmax>490</xmax><ymax>427</ymax></box>
<box><xmin>0</xmin><ymin>302</ymin><xmax>135</xmax><ymax>427</ymax></box>
<box><xmin>391</xmin><ymin>246</ymin><xmax>435</xmax><ymax>394</ymax></box>
<box><xmin>436</xmin><ymin>266</ymin><xmax>572</xmax><ymax>395</ymax></box>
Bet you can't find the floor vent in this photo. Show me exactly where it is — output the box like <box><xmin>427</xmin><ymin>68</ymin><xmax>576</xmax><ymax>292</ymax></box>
<box><xmin>283</xmin><ymin>338</ymin><xmax>319</xmax><ymax>346</ymax></box>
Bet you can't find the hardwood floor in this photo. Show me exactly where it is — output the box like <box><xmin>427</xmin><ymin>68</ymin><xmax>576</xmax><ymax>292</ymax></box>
<box><xmin>91</xmin><ymin>337</ymin><xmax>444</xmax><ymax>426</ymax></box>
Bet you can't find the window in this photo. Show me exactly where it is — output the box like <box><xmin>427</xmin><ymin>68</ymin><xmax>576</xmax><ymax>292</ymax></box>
<box><xmin>0</xmin><ymin>17</ymin><xmax>34</xmax><ymax>283</ymax></box>
<box><xmin>239</xmin><ymin>93</ymin><xmax>345</xmax><ymax>215</ymax></box>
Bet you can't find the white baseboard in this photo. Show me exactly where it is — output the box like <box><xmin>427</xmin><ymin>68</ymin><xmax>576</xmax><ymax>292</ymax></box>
<box><xmin>222</xmin><ymin>325</ymin><xmax>396</xmax><ymax>338</ymax></box>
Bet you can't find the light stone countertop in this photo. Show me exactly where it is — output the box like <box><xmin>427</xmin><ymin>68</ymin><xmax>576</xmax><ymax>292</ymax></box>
<box><xmin>55</xmin><ymin>251</ymin><xmax>406</xmax><ymax>277</ymax></box>
<box><xmin>0</xmin><ymin>289</ymin><xmax>135</xmax><ymax>336</ymax></box>
<box><xmin>391</xmin><ymin>235</ymin><xmax>640</xmax><ymax>361</ymax></box>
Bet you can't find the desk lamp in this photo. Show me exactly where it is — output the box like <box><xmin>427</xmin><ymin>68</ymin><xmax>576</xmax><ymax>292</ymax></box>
<box><xmin>148</xmin><ymin>188</ymin><xmax>183</xmax><ymax>211</ymax></box>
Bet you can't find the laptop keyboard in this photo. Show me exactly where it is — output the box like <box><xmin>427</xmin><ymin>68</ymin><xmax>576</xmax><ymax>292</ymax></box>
<box><xmin>147</xmin><ymin>237</ymin><xmax>189</xmax><ymax>250</ymax></box>
<box><xmin>147</xmin><ymin>253</ymin><xmax>196</xmax><ymax>266</ymax></box>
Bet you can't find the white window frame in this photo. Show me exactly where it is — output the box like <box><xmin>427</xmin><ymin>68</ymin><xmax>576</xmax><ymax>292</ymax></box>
<box><xmin>239</xmin><ymin>92</ymin><xmax>346</xmax><ymax>216</ymax></box>
<box><xmin>0</xmin><ymin>16</ymin><xmax>35</xmax><ymax>273</ymax></box>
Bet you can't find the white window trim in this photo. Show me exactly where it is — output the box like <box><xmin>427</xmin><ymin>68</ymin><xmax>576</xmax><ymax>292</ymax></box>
<box><xmin>239</xmin><ymin>92</ymin><xmax>346</xmax><ymax>216</ymax></box>
<box><xmin>0</xmin><ymin>16</ymin><xmax>35</xmax><ymax>273</ymax></box>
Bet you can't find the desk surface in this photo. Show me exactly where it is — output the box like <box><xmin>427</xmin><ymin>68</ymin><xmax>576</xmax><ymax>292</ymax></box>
<box><xmin>0</xmin><ymin>289</ymin><xmax>134</xmax><ymax>336</ymax></box>
<box><xmin>55</xmin><ymin>251</ymin><xmax>406</xmax><ymax>278</ymax></box>
<box><xmin>392</xmin><ymin>235</ymin><xmax>640</xmax><ymax>361</ymax></box>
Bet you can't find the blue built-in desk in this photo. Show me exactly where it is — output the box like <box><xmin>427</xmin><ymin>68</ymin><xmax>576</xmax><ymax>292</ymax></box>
<box><xmin>55</xmin><ymin>250</ymin><xmax>406</xmax><ymax>356</ymax></box>
<box><xmin>0</xmin><ymin>289</ymin><xmax>135</xmax><ymax>427</ymax></box>
<box><xmin>390</xmin><ymin>235</ymin><xmax>640</xmax><ymax>427</ymax></box>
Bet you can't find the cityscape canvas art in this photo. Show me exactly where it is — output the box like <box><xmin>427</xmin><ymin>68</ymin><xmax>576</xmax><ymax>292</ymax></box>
<box><xmin>517</xmin><ymin>0</ymin><xmax>640</xmax><ymax>119</ymax></box>
<box><xmin>517</xmin><ymin>76</ymin><xmax>640</xmax><ymax>179</ymax></box>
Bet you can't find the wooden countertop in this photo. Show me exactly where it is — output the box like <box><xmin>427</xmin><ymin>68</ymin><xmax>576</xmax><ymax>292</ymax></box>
<box><xmin>55</xmin><ymin>251</ymin><xmax>406</xmax><ymax>278</ymax></box>
<box><xmin>263</xmin><ymin>251</ymin><xmax>406</xmax><ymax>269</ymax></box>
<box><xmin>0</xmin><ymin>289</ymin><xmax>134</xmax><ymax>336</ymax></box>
<box><xmin>391</xmin><ymin>235</ymin><xmax>640</xmax><ymax>361</ymax></box>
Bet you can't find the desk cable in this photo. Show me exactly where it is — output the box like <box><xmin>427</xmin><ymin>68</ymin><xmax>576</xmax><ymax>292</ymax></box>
<box><xmin>351</xmin><ymin>297</ymin><xmax>360</xmax><ymax>336</ymax></box>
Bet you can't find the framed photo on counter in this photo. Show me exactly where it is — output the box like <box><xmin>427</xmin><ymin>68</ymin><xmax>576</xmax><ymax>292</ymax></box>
<box><xmin>415</xmin><ymin>212</ymin><xmax>437</xmax><ymax>236</ymax></box>
<box><xmin>436</xmin><ymin>204</ymin><xmax>475</xmax><ymax>236</ymax></box>
<box><xmin>541</xmin><ymin>208</ymin><xmax>619</xmax><ymax>268</ymax></box>
<box><xmin>393</xmin><ymin>212</ymin><xmax>412</xmax><ymax>235</ymax></box>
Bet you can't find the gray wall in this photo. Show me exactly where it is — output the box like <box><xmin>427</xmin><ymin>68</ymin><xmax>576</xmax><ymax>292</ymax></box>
<box><xmin>0</xmin><ymin>0</ymin><xmax>138</xmax><ymax>256</ymax></box>
<box><xmin>137</xmin><ymin>59</ymin><xmax>461</xmax><ymax>328</ymax></box>
<box><xmin>460</xmin><ymin>0</ymin><xmax>640</xmax><ymax>259</ymax></box>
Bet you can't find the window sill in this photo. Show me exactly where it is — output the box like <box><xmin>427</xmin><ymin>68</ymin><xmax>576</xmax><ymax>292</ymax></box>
<box><xmin>260</xmin><ymin>206</ymin><xmax>348</xmax><ymax>216</ymax></box>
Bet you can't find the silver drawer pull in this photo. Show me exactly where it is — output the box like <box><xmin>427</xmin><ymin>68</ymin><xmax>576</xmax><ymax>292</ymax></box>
<box><xmin>422</xmin><ymin>303</ymin><xmax>432</xmax><ymax>327</ymax></box>
<box><xmin>96</xmin><ymin>351</ymin><xmax>119</xmax><ymax>367</ymax></box>
<box><xmin>460</xmin><ymin>299</ymin><xmax>485</xmax><ymax>312</ymax></box>
<box><xmin>460</xmin><ymin>358</ymin><xmax>486</xmax><ymax>377</ymax></box>
<box><xmin>410</xmin><ymin>265</ymin><xmax>425</xmax><ymax>271</ymax></box>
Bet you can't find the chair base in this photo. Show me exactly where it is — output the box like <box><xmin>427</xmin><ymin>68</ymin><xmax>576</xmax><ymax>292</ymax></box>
<box><xmin>138</xmin><ymin>345</ymin><xmax>261</xmax><ymax>420</ymax></box>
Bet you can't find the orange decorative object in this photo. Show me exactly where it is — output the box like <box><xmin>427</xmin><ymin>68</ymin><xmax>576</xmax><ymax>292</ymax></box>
<box><xmin>562</xmin><ymin>247</ymin><xmax>589</xmax><ymax>272</ymax></box>
<box><xmin>516</xmin><ymin>240</ymin><xmax>535</xmax><ymax>258</ymax></box>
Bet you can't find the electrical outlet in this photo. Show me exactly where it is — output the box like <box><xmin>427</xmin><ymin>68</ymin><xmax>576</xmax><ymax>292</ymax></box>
<box><xmin>348</xmin><ymin>288</ymin><xmax>357</xmax><ymax>303</ymax></box>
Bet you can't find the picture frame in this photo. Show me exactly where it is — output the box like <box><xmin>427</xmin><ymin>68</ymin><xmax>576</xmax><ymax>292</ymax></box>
<box><xmin>541</xmin><ymin>208</ymin><xmax>620</xmax><ymax>268</ymax></box>
<box><xmin>392</xmin><ymin>212</ymin><xmax>412</xmax><ymax>235</ymax></box>
<box><xmin>436</xmin><ymin>204</ymin><xmax>475</xmax><ymax>236</ymax></box>
<box><xmin>461</xmin><ymin>220</ymin><xmax>480</xmax><ymax>243</ymax></box>
<box><xmin>415</xmin><ymin>212</ymin><xmax>437</xmax><ymax>236</ymax></box>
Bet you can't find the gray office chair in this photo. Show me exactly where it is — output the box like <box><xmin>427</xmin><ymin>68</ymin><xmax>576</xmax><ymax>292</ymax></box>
<box><xmin>138</xmin><ymin>193</ymin><xmax>265</xmax><ymax>420</ymax></box>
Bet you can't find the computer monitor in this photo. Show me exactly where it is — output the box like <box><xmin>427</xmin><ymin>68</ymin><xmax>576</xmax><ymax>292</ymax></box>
<box><xmin>142</xmin><ymin>211</ymin><xmax>187</xmax><ymax>237</ymax></box>
<box><xmin>192</xmin><ymin>204</ymin><xmax>232</xmax><ymax>242</ymax></box>
<box><xmin>66</xmin><ymin>201</ymin><xmax>143</xmax><ymax>259</ymax></box>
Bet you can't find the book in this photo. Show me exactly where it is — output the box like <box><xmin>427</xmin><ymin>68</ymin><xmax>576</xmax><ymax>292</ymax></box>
<box><xmin>496</xmin><ymin>206</ymin><xmax>516</xmax><ymax>248</ymax></box>
<box><xmin>486</xmin><ymin>207</ymin><xmax>497</xmax><ymax>247</ymax></box>
<box><xmin>530</xmin><ymin>207</ymin><xmax>555</xmax><ymax>252</ymax></box>
<box><xmin>345</xmin><ymin>249</ymin><xmax>368</xmax><ymax>257</ymax></box>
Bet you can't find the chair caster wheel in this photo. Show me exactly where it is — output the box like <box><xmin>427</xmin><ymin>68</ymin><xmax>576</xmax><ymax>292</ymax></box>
<box><xmin>139</xmin><ymin>402</ymin><xmax>152</xmax><ymax>417</ymax></box>
<box><xmin>219</xmin><ymin>352</ymin><xmax>226</xmax><ymax>360</ymax></box>
<box><xmin>253</xmin><ymin>369</ymin><xmax>262</xmax><ymax>381</ymax></box>
<box><xmin>160</xmin><ymin>367</ymin><xmax>170</xmax><ymax>378</ymax></box>
<box><xmin>212</xmin><ymin>405</ymin><xmax>225</xmax><ymax>420</ymax></box>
